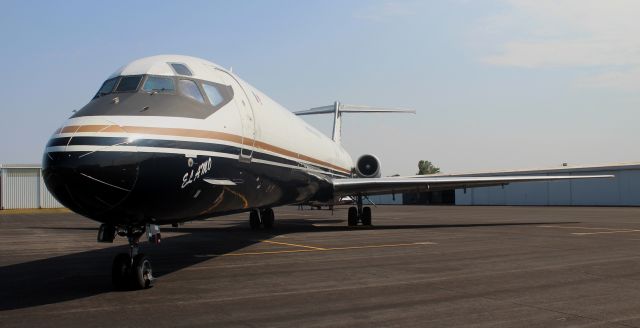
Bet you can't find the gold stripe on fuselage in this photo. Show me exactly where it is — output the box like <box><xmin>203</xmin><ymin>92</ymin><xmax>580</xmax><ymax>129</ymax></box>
<box><xmin>57</xmin><ymin>125</ymin><xmax>351</xmax><ymax>174</ymax></box>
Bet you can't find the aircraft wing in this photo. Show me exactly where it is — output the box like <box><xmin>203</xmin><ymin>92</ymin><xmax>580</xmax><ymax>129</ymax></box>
<box><xmin>332</xmin><ymin>175</ymin><xmax>613</xmax><ymax>196</ymax></box>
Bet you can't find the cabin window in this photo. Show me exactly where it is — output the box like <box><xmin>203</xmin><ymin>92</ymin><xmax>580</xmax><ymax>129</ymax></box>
<box><xmin>143</xmin><ymin>76</ymin><xmax>175</xmax><ymax>93</ymax></box>
<box><xmin>115</xmin><ymin>75</ymin><xmax>143</xmax><ymax>92</ymax></box>
<box><xmin>178</xmin><ymin>79</ymin><xmax>205</xmax><ymax>103</ymax></box>
<box><xmin>170</xmin><ymin>63</ymin><xmax>192</xmax><ymax>76</ymax></box>
<box><xmin>94</xmin><ymin>77</ymin><xmax>118</xmax><ymax>98</ymax></box>
<box><xmin>202</xmin><ymin>83</ymin><xmax>226</xmax><ymax>107</ymax></box>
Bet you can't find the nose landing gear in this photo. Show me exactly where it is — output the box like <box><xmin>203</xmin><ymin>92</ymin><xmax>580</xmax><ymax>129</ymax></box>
<box><xmin>100</xmin><ymin>224</ymin><xmax>159</xmax><ymax>290</ymax></box>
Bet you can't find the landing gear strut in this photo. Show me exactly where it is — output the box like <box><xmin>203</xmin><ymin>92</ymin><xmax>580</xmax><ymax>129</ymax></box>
<box><xmin>249</xmin><ymin>208</ymin><xmax>275</xmax><ymax>230</ymax></box>
<box><xmin>347</xmin><ymin>194</ymin><xmax>372</xmax><ymax>226</ymax></box>
<box><xmin>102</xmin><ymin>224</ymin><xmax>158</xmax><ymax>290</ymax></box>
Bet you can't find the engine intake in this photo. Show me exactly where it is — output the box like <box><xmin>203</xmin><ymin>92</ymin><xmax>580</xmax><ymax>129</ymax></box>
<box><xmin>355</xmin><ymin>154</ymin><xmax>381</xmax><ymax>178</ymax></box>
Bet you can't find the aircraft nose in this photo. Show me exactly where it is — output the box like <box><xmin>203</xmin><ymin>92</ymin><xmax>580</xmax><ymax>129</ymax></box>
<box><xmin>42</xmin><ymin>150</ymin><xmax>140</xmax><ymax>218</ymax></box>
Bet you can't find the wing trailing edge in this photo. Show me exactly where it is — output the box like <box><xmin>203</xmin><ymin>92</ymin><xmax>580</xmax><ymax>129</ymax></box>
<box><xmin>332</xmin><ymin>175</ymin><xmax>614</xmax><ymax>196</ymax></box>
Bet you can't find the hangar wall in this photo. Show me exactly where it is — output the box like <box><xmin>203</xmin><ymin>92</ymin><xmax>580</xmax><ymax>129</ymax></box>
<box><xmin>0</xmin><ymin>164</ymin><xmax>63</xmax><ymax>210</ymax></box>
<box><xmin>455</xmin><ymin>163</ymin><xmax>640</xmax><ymax>206</ymax></box>
<box><xmin>366</xmin><ymin>193</ymin><xmax>403</xmax><ymax>205</ymax></box>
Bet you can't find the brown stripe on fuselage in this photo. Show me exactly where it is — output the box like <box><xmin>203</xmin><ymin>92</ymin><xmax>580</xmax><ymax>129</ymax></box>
<box><xmin>57</xmin><ymin>124</ymin><xmax>351</xmax><ymax>174</ymax></box>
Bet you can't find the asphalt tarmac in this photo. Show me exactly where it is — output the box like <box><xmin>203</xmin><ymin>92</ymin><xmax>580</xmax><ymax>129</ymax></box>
<box><xmin>1</xmin><ymin>205</ymin><xmax>640</xmax><ymax>327</ymax></box>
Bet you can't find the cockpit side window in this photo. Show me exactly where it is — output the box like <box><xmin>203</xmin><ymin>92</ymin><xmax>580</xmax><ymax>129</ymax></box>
<box><xmin>143</xmin><ymin>76</ymin><xmax>175</xmax><ymax>93</ymax></box>
<box><xmin>115</xmin><ymin>75</ymin><xmax>143</xmax><ymax>92</ymax></box>
<box><xmin>178</xmin><ymin>79</ymin><xmax>205</xmax><ymax>103</ymax></box>
<box><xmin>201</xmin><ymin>83</ymin><xmax>226</xmax><ymax>107</ymax></box>
<box><xmin>94</xmin><ymin>77</ymin><xmax>119</xmax><ymax>98</ymax></box>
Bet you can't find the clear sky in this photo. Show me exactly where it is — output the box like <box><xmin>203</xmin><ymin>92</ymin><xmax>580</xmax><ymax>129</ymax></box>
<box><xmin>0</xmin><ymin>0</ymin><xmax>637</xmax><ymax>175</ymax></box>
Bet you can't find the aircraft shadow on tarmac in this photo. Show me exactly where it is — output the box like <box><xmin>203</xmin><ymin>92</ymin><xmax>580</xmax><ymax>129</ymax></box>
<box><xmin>1</xmin><ymin>217</ymin><xmax>578</xmax><ymax>311</ymax></box>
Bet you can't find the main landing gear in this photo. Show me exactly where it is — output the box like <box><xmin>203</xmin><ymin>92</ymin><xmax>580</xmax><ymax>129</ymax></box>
<box><xmin>98</xmin><ymin>223</ymin><xmax>160</xmax><ymax>290</ymax></box>
<box><xmin>249</xmin><ymin>208</ymin><xmax>275</xmax><ymax>230</ymax></box>
<box><xmin>347</xmin><ymin>195</ymin><xmax>372</xmax><ymax>226</ymax></box>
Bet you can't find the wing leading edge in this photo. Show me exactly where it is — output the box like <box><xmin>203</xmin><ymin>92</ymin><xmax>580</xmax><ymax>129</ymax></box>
<box><xmin>332</xmin><ymin>175</ymin><xmax>614</xmax><ymax>196</ymax></box>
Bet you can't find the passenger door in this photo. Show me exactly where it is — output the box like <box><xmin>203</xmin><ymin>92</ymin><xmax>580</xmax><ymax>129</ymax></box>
<box><xmin>216</xmin><ymin>69</ymin><xmax>256</xmax><ymax>162</ymax></box>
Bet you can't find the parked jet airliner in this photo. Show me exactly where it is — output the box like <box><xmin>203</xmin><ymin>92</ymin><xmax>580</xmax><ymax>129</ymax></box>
<box><xmin>42</xmin><ymin>55</ymin><xmax>611</xmax><ymax>289</ymax></box>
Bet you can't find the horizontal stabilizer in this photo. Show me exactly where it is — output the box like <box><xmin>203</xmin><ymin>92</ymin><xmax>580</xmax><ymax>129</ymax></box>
<box><xmin>294</xmin><ymin>104</ymin><xmax>415</xmax><ymax>115</ymax></box>
<box><xmin>294</xmin><ymin>105</ymin><xmax>335</xmax><ymax>116</ymax></box>
<box><xmin>294</xmin><ymin>101</ymin><xmax>415</xmax><ymax>143</ymax></box>
<box><xmin>338</xmin><ymin>104</ymin><xmax>415</xmax><ymax>113</ymax></box>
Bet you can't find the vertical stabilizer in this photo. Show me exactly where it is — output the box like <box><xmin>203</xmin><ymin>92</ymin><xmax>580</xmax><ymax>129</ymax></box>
<box><xmin>332</xmin><ymin>101</ymin><xmax>342</xmax><ymax>143</ymax></box>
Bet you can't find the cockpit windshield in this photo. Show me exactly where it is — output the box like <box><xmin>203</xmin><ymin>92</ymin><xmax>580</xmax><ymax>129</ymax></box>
<box><xmin>93</xmin><ymin>75</ymin><xmax>142</xmax><ymax>99</ymax></box>
<box><xmin>143</xmin><ymin>76</ymin><xmax>175</xmax><ymax>93</ymax></box>
<box><xmin>81</xmin><ymin>75</ymin><xmax>235</xmax><ymax>119</ymax></box>
<box><xmin>115</xmin><ymin>75</ymin><xmax>143</xmax><ymax>92</ymax></box>
<box><xmin>178</xmin><ymin>79</ymin><xmax>205</xmax><ymax>103</ymax></box>
<box><xmin>95</xmin><ymin>77</ymin><xmax>118</xmax><ymax>98</ymax></box>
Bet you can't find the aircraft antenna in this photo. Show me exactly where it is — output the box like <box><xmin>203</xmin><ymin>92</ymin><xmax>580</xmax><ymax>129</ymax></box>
<box><xmin>294</xmin><ymin>101</ymin><xmax>415</xmax><ymax>144</ymax></box>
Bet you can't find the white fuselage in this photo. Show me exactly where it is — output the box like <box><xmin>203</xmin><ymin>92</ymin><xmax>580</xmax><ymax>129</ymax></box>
<box><xmin>43</xmin><ymin>55</ymin><xmax>354</xmax><ymax>225</ymax></box>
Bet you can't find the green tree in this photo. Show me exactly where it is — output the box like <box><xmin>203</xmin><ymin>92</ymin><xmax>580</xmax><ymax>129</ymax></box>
<box><xmin>417</xmin><ymin>160</ymin><xmax>440</xmax><ymax>175</ymax></box>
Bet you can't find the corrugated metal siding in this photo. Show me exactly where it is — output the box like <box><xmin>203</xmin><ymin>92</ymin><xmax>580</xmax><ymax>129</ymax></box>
<box><xmin>456</xmin><ymin>168</ymin><xmax>640</xmax><ymax>206</ymax></box>
<box><xmin>2</xmin><ymin>168</ymin><xmax>40</xmax><ymax>209</ymax></box>
<box><xmin>39</xmin><ymin>173</ymin><xmax>62</xmax><ymax>208</ymax></box>
<box><xmin>367</xmin><ymin>193</ymin><xmax>403</xmax><ymax>205</ymax></box>
<box><xmin>0</xmin><ymin>166</ymin><xmax>64</xmax><ymax>209</ymax></box>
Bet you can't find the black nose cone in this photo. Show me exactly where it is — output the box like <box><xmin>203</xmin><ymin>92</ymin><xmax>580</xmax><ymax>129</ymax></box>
<box><xmin>42</xmin><ymin>151</ymin><xmax>139</xmax><ymax>220</ymax></box>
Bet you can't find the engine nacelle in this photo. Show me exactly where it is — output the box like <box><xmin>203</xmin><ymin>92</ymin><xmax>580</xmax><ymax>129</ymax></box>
<box><xmin>355</xmin><ymin>154</ymin><xmax>381</xmax><ymax>178</ymax></box>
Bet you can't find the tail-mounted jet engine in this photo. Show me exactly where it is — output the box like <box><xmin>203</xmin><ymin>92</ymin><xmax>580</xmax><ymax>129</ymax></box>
<box><xmin>355</xmin><ymin>154</ymin><xmax>381</xmax><ymax>178</ymax></box>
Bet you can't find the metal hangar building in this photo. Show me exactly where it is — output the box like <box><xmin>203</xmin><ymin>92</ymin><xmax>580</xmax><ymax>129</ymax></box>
<box><xmin>454</xmin><ymin>163</ymin><xmax>640</xmax><ymax>206</ymax></box>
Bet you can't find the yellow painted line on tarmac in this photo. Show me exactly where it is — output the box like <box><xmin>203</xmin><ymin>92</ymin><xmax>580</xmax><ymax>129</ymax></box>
<box><xmin>196</xmin><ymin>241</ymin><xmax>436</xmax><ymax>258</ymax></box>
<box><xmin>260</xmin><ymin>239</ymin><xmax>327</xmax><ymax>250</ymax></box>
<box><xmin>0</xmin><ymin>208</ymin><xmax>71</xmax><ymax>215</ymax></box>
<box><xmin>325</xmin><ymin>242</ymin><xmax>436</xmax><ymax>251</ymax></box>
<box><xmin>220</xmin><ymin>249</ymin><xmax>318</xmax><ymax>256</ymax></box>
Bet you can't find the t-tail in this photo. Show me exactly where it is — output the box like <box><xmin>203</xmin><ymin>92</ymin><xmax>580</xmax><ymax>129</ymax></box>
<box><xmin>294</xmin><ymin>101</ymin><xmax>415</xmax><ymax>144</ymax></box>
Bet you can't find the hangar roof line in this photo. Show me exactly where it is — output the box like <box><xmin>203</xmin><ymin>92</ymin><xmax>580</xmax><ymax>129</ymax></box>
<box><xmin>0</xmin><ymin>164</ymin><xmax>43</xmax><ymax>169</ymax></box>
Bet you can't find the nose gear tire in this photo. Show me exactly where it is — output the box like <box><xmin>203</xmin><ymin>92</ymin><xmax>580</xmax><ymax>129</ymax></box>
<box><xmin>131</xmin><ymin>254</ymin><xmax>153</xmax><ymax>289</ymax></box>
